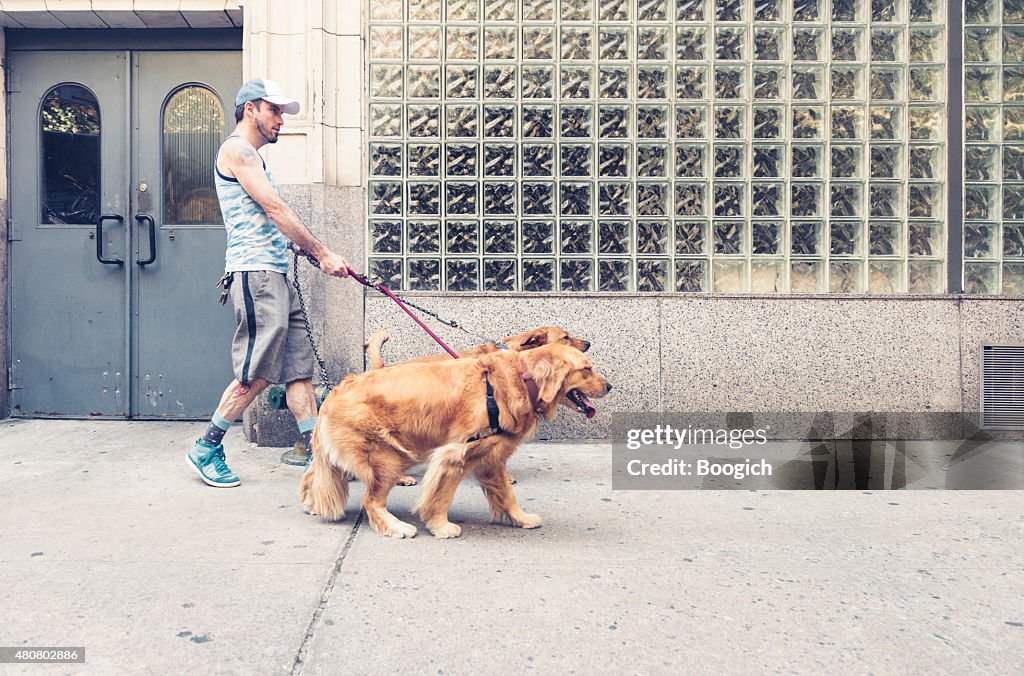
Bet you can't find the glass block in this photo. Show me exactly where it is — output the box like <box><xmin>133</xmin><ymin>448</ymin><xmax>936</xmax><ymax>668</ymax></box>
<box><xmin>677</xmin><ymin>145</ymin><xmax>705</xmax><ymax>178</ymax></box>
<box><xmin>753</xmin><ymin>145</ymin><xmax>783</xmax><ymax>177</ymax></box>
<box><xmin>1008</xmin><ymin>69</ymin><xmax>1024</xmax><ymax>104</ymax></box>
<box><xmin>561</xmin><ymin>145</ymin><xmax>592</xmax><ymax>176</ymax></box>
<box><xmin>562</xmin><ymin>106</ymin><xmax>593</xmax><ymax>138</ymax></box>
<box><xmin>522</xmin><ymin>182</ymin><xmax>554</xmax><ymax>214</ymax></box>
<box><xmin>831</xmin><ymin>107</ymin><xmax>862</xmax><ymax>139</ymax></box>
<box><xmin>1006</xmin><ymin>107</ymin><xmax>1024</xmax><ymax>141</ymax></box>
<box><xmin>599</xmin><ymin>28</ymin><xmax>630</xmax><ymax>60</ymax></box>
<box><xmin>599</xmin><ymin>182</ymin><xmax>631</xmax><ymax>215</ymax></box>
<box><xmin>408</xmin><ymin>66</ymin><xmax>441</xmax><ymax>99</ymax></box>
<box><xmin>523</xmin><ymin>220</ymin><xmax>554</xmax><ymax>253</ymax></box>
<box><xmin>562</xmin><ymin>0</ymin><xmax>593</xmax><ymax>21</ymax></box>
<box><xmin>369</xmin><ymin>181</ymin><xmax>402</xmax><ymax>214</ymax></box>
<box><xmin>870</xmin><ymin>29</ymin><xmax>901</xmax><ymax>62</ymax></box>
<box><xmin>637</xmin><ymin>221</ymin><xmax>668</xmax><ymax>254</ymax></box>
<box><xmin>446</xmin><ymin>105</ymin><xmax>478</xmax><ymax>137</ymax></box>
<box><xmin>599</xmin><ymin>67</ymin><xmax>630</xmax><ymax>99</ymax></box>
<box><xmin>831</xmin><ymin>0</ymin><xmax>860</xmax><ymax>20</ymax></box>
<box><xmin>446</xmin><ymin>27</ymin><xmax>478</xmax><ymax>60</ymax></box>
<box><xmin>408</xmin><ymin>182</ymin><xmax>440</xmax><ymax>214</ymax></box>
<box><xmin>560</xmin><ymin>259</ymin><xmax>593</xmax><ymax>291</ymax></box>
<box><xmin>445</xmin><ymin>144</ymin><xmax>477</xmax><ymax>177</ymax></box>
<box><xmin>752</xmin><ymin>184</ymin><xmax>783</xmax><ymax>216</ymax></box>
<box><xmin>715</xmin><ymin>68</ymin><xmax>745</xmax><ymax>99</ymax></box>
<box><xmin>638</xmin><ymin>183</ymin><xmax>669</xmax><ymax>215</ymax></box>
<box><xmin>868</xmin><ymin>261</ymin><xmax>904</xmax><ymax>293</ymax></box>
<box><xmin>638</xmin><ymin>259</ymin><xmax>668</xmax><ymax>292</ymax></box>
<box><xmin>832</xmin><ymin>29</ymin><xmax>863</xmax><ymax>62</ymax></box>
<box><xmin>908</xmin><ymin>184</ymin><xmax>939</xmax><ymax>218</ymax></box>
<box><xmin>1005</xmin><ymin>224</ymin><xmax>1024</xmax><ymax>257</ymax></box>
<box><xmin>677</xmin><ymin>67</ymin><xmax>708</xmax><ymax>100</ymax></box>
<box><xmin>965</xmin><ymin>28</ymin><xmax>998</xmax><ymax>64</ymax></box>
<box><xmin>675</xmin><ymin>259</ymin><xmax>708</xmax><ymax>292</ymax></box>
<box><xmin>791</xmin><ymin>260</ymin><xmax>825</xmax><ymax>292</ymax></box>
<box><xmin>868</xmin><ymin>107</ymin><xmax>899</xmax><ymax>140</ymax></box>
<box><xmin>638</xmin><ymin>27</ymin><xmax>669</xmax><ymax>61</ymax></box>
<box><xmin>370</xmin><ymin>220</ymin><xmax>401</xmax><ymax>253</ymax></box>
<box><xmin>637</xmin><ymin>144</ymin><xmax>668</xmax><ymax>177</ymax></box>
<box><xmin>831</xmin><ymin>67</ymin><xmax>863</xmax><ymax>101</ymax></box>
<box><xmin>792</xmin><ymin>67</ymin><xmax>823</xmax><ymax>100</ymax></box>
<box><xmin>793</xmin><ymin>106</ymin><xmax>823</xmax><ymax>139</ymax></box>
<box><xmin>560</xmin><ymin>183</ymin><xmax>593</xmax><ymax>215</ymax></box>
<box><xmin>638</xmin><ymin>68</ymin><xmax>669</xmax><ymax>99</ymax></box>
<box><xmin>965</xmin><ymin>223</ymin><xmax>998</xmax><ymax>258</ymax></box>
<box><xmin>965</xmin><ymin>185</ymin><xmax>996</xmax><ymax>221</ymax></box>
<box><xmin>523</xmin><ymin>0</ymin><xmax>553</xmax><ymax>21</ymax></box>
<box><xmin>965</xmin><ymin>68</ymin><xmax>998</xmax><ymax>102</ymax></box>
<box><xmin>870</xmin><ymin>220</ymin><xmax>902</xmax><ymax>255</ymax></box>
<box><xmin>484</xmin><ymin>144</ymin><xmax>515</xmax><ymax>176</ymax></box>
<box><xmin>830</xmin><ymin>220</ymin><xmax>862</xmax><ymax>255</ymax></box>
<box><xmin>445</xmin><ymin>182</ymin><xmax>478</xmax><ymax>215</ymax></box>
<box><xmin>446</xmin><ymin>220</ymin><xmax>479</xmax><ymax>253</ymax></box>
<box><xmin>675</xmin><ymin>184</ymin><xmax>706</xmax><ymax>215</ymax></box>
<box><xmin>370</xmin><ymin>0</ymin><xmax>402</xmax><ymax>20</ymax></box>
<box><xmin>523</xmin><ymin>26</ymin><xmax>554</xmax><ymax>59</ymax></box>
<box><xmin>791</xmin><ymin>221</ymin><xmax>823</xmax><ymax>255</ymax></box>
<box><xmin>637</xmin><ymin>0</ymin><xmax>669</xmax><ymax>21</ymax></box>
<box><xmin>1005</xmin><ymin>146</ymin><xmax>1024</xmax><ymax>180</ymax></box>
<box><xmin>1003</xmin><ymin>263</ymin><xmax>1024</xmax><ymax>294</ymax></box>
<box><xmin>716</xmin><ymin>0</ymin><xmax>745</xmax><ymax>22</ymax></box>
<box><xmin>791</xmin><ymin>184</ymin><xmax>821</xmax><ymax>216</ymax></box>
<box><xmin>485</xmin><ymin>28</ymin><xmax>516</xmax><ymax>60</ymax></box>
<box><xmin>870</xmin><ymin>145</ymin><xmax>900</xmax><ymax>179</ymax></box>
<box><xmin>870</xmin><ymin>184</ymin><xmax>902</xmax><ymax>218</ymax></box>
<box><xmin>750</xmin><ymin>107</ymin><xmax>780</xmax><ymax>139</ymax></box>
<box><xmin>791</xmin><ymin>145</ymin><xmax>821</xmax><ymax>177</ymax></box>
<box><xmin>370</xmin><ymin>64</ymin><xmax>403</xmax><ymax>98</ymax></box>
<box><xmin>752</xmin><ymin>221</ymin><xmax>782</xmax><ymax>254</ymax></box>
<box><xmin>715</xmin><ymin>146</ymin><xmax>744</xmax><ymax>178</ymax></box>
<box><xmin>562</xmin><ymin>28</ymin><xmax>593</xmax><ymax>61</ymax></box>
<box><xmin>561</xmin><ymin>220</ymin><xmax>592</xmax><ymax>254</ymax></box>
<box><xmin>754</xmin><ymin>28</ymin><xmax>783</xmax><ymax>61</ymax></box>
<box><xmin>370</xmin><ymin>104</ymin><xmax>401</xmax><ymax>138</ymax></box>
<box><xmin>599</xmin><ymin>106</ymin><xmax>629</xmax><ymax>138</ymax></box>
<box><xmin>638</xmin><ymin>106</ymin><xmax>669</xmax><ymax>138</ymax></box>
<box><xmin>793</xmin><ymin>0</ymin><xmax>820</xmax><ymax>21</ymax></box>
<box><xmin>447</xmin><ymin>0</ymin><xmax>479</xmax><ymax>21</ymax></box>
<box><xmin>522</xmin><ymin>144</ymin><xmax>553</xmax><ymax>176</ymax></box>
<box><xmin>1005</xmin><ymin>185</ymin><xmax>1024</xmax><ymax>219</ymax></box>
<box><xmin>599</xmin><ymin>0</ymin><xmax>630</xmax><ymax>21</ymax></box>
<box><xmin>678</xmin><ymin>28</ymin><xmax>707</xmax><ymax>61</ymax></box>
<box><xmin>561</xmin><ymin>66</ymin><xmax>593</xmax><ymax>99</ymax></box>
<box><xmin>871</xmin><ymin>0</ymin><xmax>900</xmax><ymax>21</ymax></box>
<box><xmin>369</xmin><ymin>258</ymin><xmax>402</xmax><ymax>288</ymax></box>
<box><xmin>484</xmin><ymin>182</ymin><xmax>516</xmax><ymax>215</ymax></box>
<box><xmin>964</xmin><ymin>262</ymin><xmax>999</xmax><ymax>294</ymax></box>
<box><xmin>755</xmin><ymin>0</ymin><xmax>781</xmax><ymax>19</ymax></box>
<box><xmin>715</xmin><ymin>28</ymin><xmax>746</xmax><ymax>62</ymax></box>
<box><xmin>754</xmin><ymin>70</ymin><xmax>784</xmax><ymax>101</ymax></box>
<box><xmin>370</xmin><ymin>26</ymin><xmax>402</xmax><ymax>60</ymax></box>
<box><xmin>408</xmin><ymin>221</ymin><xmax>441</xmax><ymax>253</ymax></box>
<box><xmin>446</xmin><ymin>259</ymin><xmax>479</xmax><ymax>291</ymax></box>
<box><xmin>677</xmin><ymin>0</ymin><xmax>706</xmax><ymax>20</ymax></box>
<box><xmin>522</xmin><ymin>67</ymin><xmax>554</xmax><ymax>99</ymax></box>
<box><xmin>408</xmin><ymin>0</ymin><xmax>440</xmax><ymax>20</ymax></box>
<box><xmin>599</xmin><ymin>144</ymin><xmax>630</xmax><ymax>176</ymax></box>
<box><xmin>906</xmin><ymin>260</ymin><xmax>941</xmax><ymax>292</ymax></box>
<box><xmin>908</xmin><ymin>223</ymin><xmax>941</xmax><ymax>256</ymax></box>
<box><xmin>369</xmin><ymin>143</ymin><xmax>401</xmax><ymax>176</ymax></box>
<box><xmin>909</xmin><ymin>67</ymin><xmax>941</xmax><ymax>102</ymax></box>
<box><xmin>908</xmin><ymin>146</ymin><xmax>938</xmax><ymax>179</ymax></box>
<box><xmin>965</xmin><ymin>146</ymin><xmax>997</xmax><ymax>182</ymax></box>
<box><xmin>714</xmin><ymin>219</ymin><xmax>745</xmax><ymax>253</ymax></box>
<box><xmin>965</xmin><ymin>106</ymin><xmax>998</xmax><ymax>142</ymax></box>
<box><xmin>483</xmin><ymin>66</ymin><xmax>516</xmax><ymax>99</ymax></box>
<box><xmin>599</xmin><ymin>259</ymin><xmax>631</xmax><ymax>291</ymax></box>
<box><xmin>522</xmin><ymin>259</ymin><xmax>555</xmax><ymax>291</ymax></box>
<box><xmin>599</xmin><ymin>220</ymin><xmax>630</xmax><ymax>254</ymax></box>
<box><xmin>830</xmin><ymin>260</ymin><xmax>864</xmax><ymax>292</ymax></box>
<box><xmin>751</xmin><ymin>259</ymin><xmax>785</xmax><ymax>292</ymax></box>
<box><xmin>409</xmin><ymin>26</ymin><xmax>441</xmax><ymax>60</ymax></box>
<box><xmin>1008</xmin><ymin>0</ymin><xmax>1024</xmax><ymax>22</ymax></box>
<box><xmin>676</xmin><ymin>221</ymin><xmax>707</xmax><ymax>254</ymax></box>
<box><xmin>831</xmin><ymin>145</ymin><xmax>862</xmax><ymax>178</ymax></box>
<box><xmin>909</xmin><ymin>28</ymin><xmax>941</xmax><ymax>63</ymax></box>
<box><xmin>484</xmin><ymin>220</ymin><xmax>516</xmax><ymax>254</ymax></box>
<box><xmin>446</xmin><ymin>66</ymin><xmax>477</xmax><ymax>99</ymax></box>
<box><xmin>830</xmin><ymin>184</ymin><xmax>862</xmax><ymax>217</ymax></box>
<box><xmin>870</xmin><ymin>68</ymin><xmax>901</xmax><ymax>101</ymax></box>
<box><xmin>793</xmin><ymin>29</ymin><xmax>823</xmax><ymax>62</ymax></box>
<box><xmin>521</xmin><ymin>106</ymin><xmax>553</xmax><ymax>137</ymax></box>
<box><xmin>677</xmin><ymin>106</ymin><xmax>708</xmax><ymax>138</ymax></box>
<box><xmin>713</xmin><ymin>259</ymin><xmax>747</xmax><ymax>292</ymax></box>
<box><xmin>484</xmin><ymin>259</ymin><xmax>516</xmax><ymax>290</ymax></box>
<box><xmin>715</xmin><ymin>106</ymin><xmax>744</xmax><ymax>138</ymax></box>
<box><xmin>485</xmin><ymin>0</ymin><xmax>515</xmax><ymax>21</ymax></box>
<box><xmin>408</xmin><ymin>105</ymin><xmax>440</xmax><ymax>138</ymax></box>
<box><xmin>909</xmin><ymin>107</ymin><xmax>942</xmax><ymax>140</ymax></box>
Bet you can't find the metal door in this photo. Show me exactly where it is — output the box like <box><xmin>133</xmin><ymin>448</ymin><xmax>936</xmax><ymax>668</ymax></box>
<box><xmin>9</xmin><ymin>50</ymin><xmax>240</xmax><ymax>418</ymax></box>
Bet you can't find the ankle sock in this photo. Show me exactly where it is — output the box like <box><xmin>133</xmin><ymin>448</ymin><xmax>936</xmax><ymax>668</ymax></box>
<box><xmin>298</xmin><ymin>417</ymin><xmax>317</xmax><ymax>459</ymax></box>
<box><xmin>200</xmin><ymin>412</ymin><xmax>233</xmax><ymax>446</ymax></box>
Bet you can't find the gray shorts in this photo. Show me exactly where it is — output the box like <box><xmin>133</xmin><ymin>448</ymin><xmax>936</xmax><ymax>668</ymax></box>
<box><xmin>228</xmin><ymin>270</ymin><xmax>313</xmax><ymax>385</ymax></box>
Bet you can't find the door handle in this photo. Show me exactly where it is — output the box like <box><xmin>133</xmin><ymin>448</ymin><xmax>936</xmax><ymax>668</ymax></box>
<box><xmin>135</xmin><ymin>214</ymin><xmax>156</xmax><ymax>266</ymax></box>
<box><xmin>95</xmin><ymin>214</ymin><xmax>124</xmax><ymax>265</ymax></box>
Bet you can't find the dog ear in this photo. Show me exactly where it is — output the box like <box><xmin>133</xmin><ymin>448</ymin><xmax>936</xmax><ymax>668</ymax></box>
<box><xmin>532</xmin><ymin>357</ymin><xmax>567</xmax><ymax>408</ymax></box>
<box><xmin>520</xmin><ymin>330</ymin><xmax>547</xmax><ymax>348</ymax></box>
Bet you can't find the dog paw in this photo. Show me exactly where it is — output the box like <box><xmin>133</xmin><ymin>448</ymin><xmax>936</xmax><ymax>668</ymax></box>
<box><xmin>429</xmin><ymin>521</ymin><xmax>462</xmax><ymax>539</ymax></box>
<box><xmin>514</xmin><ymin>513</ymin><xmax>543</xmax><ymax>529</ymax></box>
<box><xmin>396</xmin><ymin>475</ymin><xmax>419</xmax><ymax>487</ymax></box>
<box><xmin>382</xmin><ymin>519</ymin><xmax>418</xmax><ymax>539</ymax></box>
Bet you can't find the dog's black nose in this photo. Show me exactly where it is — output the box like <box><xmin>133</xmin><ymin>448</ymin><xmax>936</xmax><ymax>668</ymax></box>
<box><xmin>582</xmin><ymin>340</ymin><xmax>591</xmax><ymax>351</ymax></box>
<box><xmin>605</xmin><ymin>382</ymin><xmax>612</xmax><ymax>393</ymax></box>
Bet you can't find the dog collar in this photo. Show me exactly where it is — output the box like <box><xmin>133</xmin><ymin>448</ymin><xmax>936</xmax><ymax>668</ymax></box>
<box><xmin>468</xmin><ymin>372</ymin><xmax>503</xmax><ymax>442</ymax></box>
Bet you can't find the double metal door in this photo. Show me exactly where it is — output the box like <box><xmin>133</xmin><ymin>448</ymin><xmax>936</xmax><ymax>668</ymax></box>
<box><xmin>9</xmin><ymin>50</ymin><xmax>241</xmax><ymax>418</ymax></box>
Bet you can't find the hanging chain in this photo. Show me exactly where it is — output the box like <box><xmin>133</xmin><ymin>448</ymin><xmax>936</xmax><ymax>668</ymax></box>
<box><xmin>291</xmin><ymin>249</ymin><xmax>332</xmax><ymax>392</ymax></box>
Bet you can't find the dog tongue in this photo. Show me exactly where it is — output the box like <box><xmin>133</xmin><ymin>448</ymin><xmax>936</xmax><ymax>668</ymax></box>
<box><xmin>581</xmin><ymin>394</ymin><xmax>596</xmax><ymax>419</ymax></box>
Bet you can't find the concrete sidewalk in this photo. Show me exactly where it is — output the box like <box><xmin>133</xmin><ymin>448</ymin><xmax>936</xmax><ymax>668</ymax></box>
<box><xmin>1</xmin><ymin>419</ymin><xmax>1022</xmax><ymax>674</ymax></box>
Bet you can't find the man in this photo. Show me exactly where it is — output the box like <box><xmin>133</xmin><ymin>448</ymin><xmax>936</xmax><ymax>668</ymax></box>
<box><xmin>187</xmin><ymin>78</ymin><xmax>349</xmax><ymax>488</ymax></box>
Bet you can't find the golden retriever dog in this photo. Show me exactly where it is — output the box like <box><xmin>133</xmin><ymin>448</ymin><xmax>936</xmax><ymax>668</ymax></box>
<box><xmin>300</xmin><ymin>343</ymin><xmax>611</xmax><ymax>539</ymax></box>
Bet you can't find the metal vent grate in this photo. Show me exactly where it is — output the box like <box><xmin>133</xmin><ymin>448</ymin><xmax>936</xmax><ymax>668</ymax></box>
<box><xmin>981</xmin><ymin>344</ymin><xmax>1024</xmax><ymax>430</ymax></box>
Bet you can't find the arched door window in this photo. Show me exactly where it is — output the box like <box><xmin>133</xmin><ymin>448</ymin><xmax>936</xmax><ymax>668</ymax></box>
<box><xmin>40</xmin><ymin>84</ymin><xmax>100</xmax><ymax>225</ymax></box>
<box><xmin>162</xmin><ymin>85</ymin><xmax>224</xmax><ymax>225</ymax></box>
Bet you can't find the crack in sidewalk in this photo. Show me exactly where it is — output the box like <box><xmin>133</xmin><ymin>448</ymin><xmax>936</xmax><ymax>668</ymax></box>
<box><xmin>291</xmin><ymin>509</ymin><xmax>365</xmax><ymax>675</ymax></box>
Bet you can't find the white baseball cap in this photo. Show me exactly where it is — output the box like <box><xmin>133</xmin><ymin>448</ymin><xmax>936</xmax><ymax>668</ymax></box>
<box><xmin>235</xmin><ymin>78</ymin><xmax>300</xmax><ymax>115</ymax></box>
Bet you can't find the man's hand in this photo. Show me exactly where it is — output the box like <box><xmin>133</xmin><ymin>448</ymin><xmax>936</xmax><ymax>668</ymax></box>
<box><xmin>318</xmin><ymin>250</ymin><xmax>350</xmax><ymax>278</ymax></box>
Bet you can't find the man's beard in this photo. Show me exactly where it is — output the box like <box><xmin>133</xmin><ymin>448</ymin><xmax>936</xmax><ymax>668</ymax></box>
<box><xmin>256</xmin><ymin>116</ymin><xmax>279</xmax><ymax>144</ymax></box>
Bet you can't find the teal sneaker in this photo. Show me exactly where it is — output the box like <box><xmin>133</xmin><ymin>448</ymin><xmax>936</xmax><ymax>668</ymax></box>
<box><xmin>187</xmin><ymin>439</ymin><xmax>240</xmax><ymax>488</ymax></box>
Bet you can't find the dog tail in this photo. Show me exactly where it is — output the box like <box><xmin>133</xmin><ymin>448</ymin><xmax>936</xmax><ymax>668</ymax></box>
<box><xmin>363</xmin><ymin>331</ymin><xmax>390</xmax><ymax>370</ymax></box>
<box><xmin>300</xmin><ymin>421</ymin><xmax>350</xmax><ymax>521</ymax></box>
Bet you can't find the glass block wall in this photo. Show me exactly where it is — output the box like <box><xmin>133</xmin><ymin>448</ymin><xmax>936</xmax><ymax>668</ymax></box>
<box><xmin>964</xmin><ymin>0</ymin><xmax>1024</xmax><ymax>294</ymax></box>
<box><xmin>366</xmin><ymin>0</ymin><xmax>947</xmax><ymax>292</ymax></box>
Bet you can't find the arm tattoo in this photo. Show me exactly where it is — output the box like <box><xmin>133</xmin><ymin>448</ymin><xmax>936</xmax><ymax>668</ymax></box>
<box><xmin>235</xmin><ymin>145</ymin><xmax>260</xmax><ymax>165</ymax></box>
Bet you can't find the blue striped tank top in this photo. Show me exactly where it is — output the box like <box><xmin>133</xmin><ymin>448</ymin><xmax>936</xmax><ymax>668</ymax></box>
<box><xmin>214</xmin><ymin>142</ymin><xmax>289</xmax><ymax>274</ymax></box>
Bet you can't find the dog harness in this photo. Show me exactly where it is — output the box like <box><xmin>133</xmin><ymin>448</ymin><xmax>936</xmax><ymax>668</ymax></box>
<box><xmin>467</xmin><ymin>369</ymin><xmax>545</xmax><ymax>442</ymax></box>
